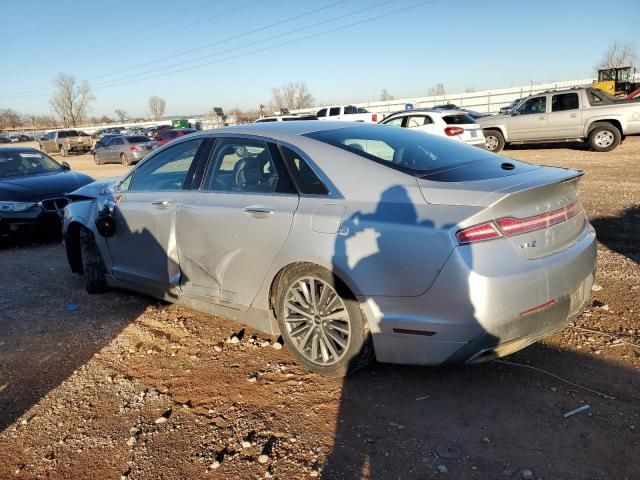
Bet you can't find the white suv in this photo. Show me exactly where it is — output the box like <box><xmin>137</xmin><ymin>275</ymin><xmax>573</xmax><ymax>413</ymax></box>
<box><xmin>379</xmin><ymin>109</ymin><xmax>486</xmax><ymax>148</ymax></box>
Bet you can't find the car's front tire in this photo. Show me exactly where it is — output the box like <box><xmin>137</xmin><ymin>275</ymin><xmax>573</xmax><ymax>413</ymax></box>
<box><xmin>588</xmin><ymin>123</ymin><xmax>621</xmax><ymax>152</ymax></box>
<box><xmin>275</xmin><ymin>264</ymin><xmax>373</xmax><ymax>376</ymax></box>
<box><xmin>483</xmin><ymin>129</ymin><xmax>505</xmax><ymax>153</ymax></box>
<box><xmin>79</xmin><ymin>227</ymin><xmax>109</xmax><ymax>294</ymax></box>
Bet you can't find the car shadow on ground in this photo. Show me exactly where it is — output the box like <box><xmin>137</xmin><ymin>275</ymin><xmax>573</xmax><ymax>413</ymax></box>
<box><xmin>0</xmin><ymin>242</ymin><xmax>150</xmax><ymax>434</ymax></box>
<box><xmin>322</xmin><ymin>343</ymin><xmax>640</xmax><ymax>479</ymax></box>
<box><xmin>0</xmin><ymin>221</ymin><xmax>177</xmax><ymax>434</ymax></box>
<box><xmin>591</xmin><ymin>205</ymin><xmax>640</xmax><ymax>264</ymax></box>
<box><xmin>322</xmin><ymin>185</ymin><xmax>638</xmax><ymax>479</ymax></box>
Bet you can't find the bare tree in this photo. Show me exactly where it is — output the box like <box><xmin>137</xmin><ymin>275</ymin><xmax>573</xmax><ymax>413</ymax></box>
<box><xmin>148</xmin><ymin>96</ymin><xmax>167</xmax><ymax>120</ymax></box>
<box><xmin>269</xmin><ymin>81</ymin><xmax>314</xmax><ymax>112</ymax></box>
<box><xmin>99</xmin><ymin>115</ymin><xmax>114</xmax><ymax>124</ymax></box>
<box><xmin>49</xmin><ymin>73</ymin><xmax>94</xmax><ymax>127</ymax></box>
<box><xmin>115</xmin><ymin>109</ymin><xmax>128</xmax><ymax>122</ymax></box>
<box><xmin>0</xmin><ymin>108</ymin><xmax>22</xmax><ymax>129</ymax></box>
<box><xmin>380</xmin><ymin>89</ymin><xmax>394</xmax><ymax>101</ymax></box>
<box><xmin>228</xmin><ymin>107</ymin><xmax>261</xmax><ymax>124</ymax></box>
<box><xmin>427</xmin><ymin>83</ymin><xmax>446</xmax><ymax>96</ymax></box>
<box><xmin>35</xmin><ymin>115</ymin><xmax>58</xmax><ymax>128</ymax></box>
<box><xmin>598</xmin><ymin>42</ymin><xmax>638</xmax><ymax>69</ymax></box>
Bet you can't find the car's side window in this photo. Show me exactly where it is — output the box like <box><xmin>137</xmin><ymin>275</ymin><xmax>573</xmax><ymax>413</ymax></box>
<box><xmin>516</xmin><ymin>96</ymin><xmax>547</xmax><ymax>115</ymax></box>
<box><xmin>127</xmin><ymin>138</ymin><xmax>203</xmax><ymax>192</ymax></box>
<box><xmin>551</xmin><ymin>93</ymin><xmax>579</xmax><ymax>112</ymax></box>
<box><xmin>329</xmin><ymin>107</ymin><xmax>341</xmax><ymax>116</ymax></box>
<box><xmin>407</xmin><ymin>115</ymin><xmax>433</xmax><ymax>127</ymax></box>
<box><xmin>280</xmin><ymin>146</ymin><xmax>328</xmax><ymax>195</ymax></box>
<box><xmin>316</xmin><ymin>108</ymin><xmax>327</xmax><ymax>117</ymax></box>
<box><xmin>203</xmin><ymin>139</ymin><xmax>284</xmax><ymax>194</ymax></box>
<box><xmin>384</xmin><ymin>117</ymin><xmax>404</xmax><ymax>127</ymax></box>
<box><xmin>110</xmin><ymin>138</ymin><xmax>124</xmax><ymax>146</ymax></box>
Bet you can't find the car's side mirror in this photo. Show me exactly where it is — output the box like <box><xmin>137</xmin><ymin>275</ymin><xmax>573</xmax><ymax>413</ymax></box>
<box><xmin>62</xmin><ymin>161</ymin><xmax>71</xmax><ymax>171</ymax></box>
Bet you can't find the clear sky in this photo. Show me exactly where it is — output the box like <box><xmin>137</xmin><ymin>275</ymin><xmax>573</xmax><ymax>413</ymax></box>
<box><xmin>0</xmin><ymin>0</ymin><xmax>636</xmax><ymax>118</ymax></box>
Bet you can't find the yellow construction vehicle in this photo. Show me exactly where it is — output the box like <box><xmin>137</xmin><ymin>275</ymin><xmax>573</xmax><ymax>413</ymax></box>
<box><xmin>593</xmin><ymin>66</ymin><xmax>639</xmax><ymax>96</ymax></box>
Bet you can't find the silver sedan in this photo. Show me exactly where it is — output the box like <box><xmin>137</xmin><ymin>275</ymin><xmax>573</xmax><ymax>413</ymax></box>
<box><xmin>94</xmin><ymin>135</ymin><xmax>157</xmax><ymax>166</ymax></box>
<box><xmin>63</xmin><ymin>122</ymin><xmax>596</xmax><ymax>376</ymax></box>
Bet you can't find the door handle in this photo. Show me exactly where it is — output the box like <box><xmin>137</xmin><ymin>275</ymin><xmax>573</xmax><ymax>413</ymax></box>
<box><xmin>243</xmin><ymin>206</ymin><xmax>274</xmax><ymax>218</ymax></box>
<box><xmin>539</xmin><ymin>116</ymin><xmax>546</xmax><ymax>120</ymax></box>
<box><xmin>151</xmin><ymin>200</ymin><xmax>171</xmax><ymax>209</ymax></box>
<box><xmin>570</xmin><ymin>113</ymin><xmax>577</xmax><ymax>118</ymax></box>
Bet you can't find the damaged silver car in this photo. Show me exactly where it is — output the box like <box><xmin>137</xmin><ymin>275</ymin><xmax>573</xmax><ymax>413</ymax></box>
<box><xmin>63</xmin><ymin>122</ymin><xmax>596</xmax><ymax>376</ymax></box>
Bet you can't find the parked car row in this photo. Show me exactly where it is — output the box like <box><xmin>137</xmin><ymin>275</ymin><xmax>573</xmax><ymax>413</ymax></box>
<box><xmin>0</xmin><ymin>134</ymin><xmax>34</xmax><ymax>143</ymax></box>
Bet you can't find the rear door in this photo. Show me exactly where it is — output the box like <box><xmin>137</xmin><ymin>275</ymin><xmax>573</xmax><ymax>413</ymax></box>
<box><xmin>175</xmin><ymin>136</ymin><xmax>299</xmax><ymax>308</ymax></box>
<box><xmin>547</xmin><ymin>92</ymin><xmax>582</xmax><ymax>138</ymax></box>
<box><xmin>107</xmin><ymin>137</ymin><xmax>124</xmax><ymax>162</ymax></box>
<box><xmin>508</xmin><ymin>95</ymin><xmax>549</xmax><ymax>140</ymax></box>
<box><xmin>406</xmin><ymin>114</ymin><xmax>437</xmax><ymax>135</ymax></box>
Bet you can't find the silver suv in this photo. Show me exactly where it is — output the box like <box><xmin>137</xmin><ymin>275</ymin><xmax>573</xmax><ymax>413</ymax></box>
<box><xmin>478</xmin><ymin>87</ymin><xmax>640</xmax><ymax>152</ymax></box>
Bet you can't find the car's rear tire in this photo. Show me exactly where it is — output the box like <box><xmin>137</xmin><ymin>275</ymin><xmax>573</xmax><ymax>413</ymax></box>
<box><xmin>94</xmin><ymin>153</ymin><xmax>103</xmax><ymax>165</ymax></box>
<box><xmin>59</xmin><ymin>145</ymin><xmax>68</xmax><ymax>157</ymax></box>
<box><xmin>274</xmin><ymin>264</ymin><xmax>373</xmax><ymax>376</ymax></box>
<box><xmin>121</xmin><ymin>153</ymin><xmax>130</xmax><ymax>166</ymax></box>
<box><xmin>588</xmin><ymin>123</ymin><xmax>621</xmax><ymax>152</ymax></box>
<box><xmin>79</xmin><ymin>227</ymin><xmax>109</xmax><ymax>294</ymax></box>
<box><xmin>484</xmin><ymin>129</ymin><xmax>505</xmax><ymax>153</ymax></box>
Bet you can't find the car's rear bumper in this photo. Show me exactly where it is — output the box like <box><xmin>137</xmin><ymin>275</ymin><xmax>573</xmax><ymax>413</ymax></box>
<box><xmin>359</xmin><ymin>224</ymin><xmax>597</xmax><ymax>365</ymax></box>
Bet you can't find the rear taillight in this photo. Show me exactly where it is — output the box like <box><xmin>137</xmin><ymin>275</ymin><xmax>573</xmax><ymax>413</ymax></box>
<box><xmin>456</xmin><ymin>222</ymin><xmax>502</xmax><ymax>244</ymax></box>
<box><xmin>497</xmin><ymin>202</ymin><xmax>581</xmax><ymax>236</ymax></box>
<box><xmin>372</xmin><ymin>114</ymin><xmax>378</xmax><ymax>122</ymax></box>
<box><xmin>456</xmin><ymin>202</ymin><xmax>582</xmax><ymax>245</ymax></box>
<box><xmin>130</xmin><ymin>145</ymin><xmax>140</xmax><ymax>151</ymax></box>
<box><xmin>444</xmin><ymin>126</ymin><xmax>465</xmax><ymax>136</ymax></box>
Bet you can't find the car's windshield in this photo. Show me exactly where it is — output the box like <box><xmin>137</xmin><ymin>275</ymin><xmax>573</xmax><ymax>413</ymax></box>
<box><xmin>0</xmin><ymin>150</ymin><xmax>63</xmax><ymax>178</ymax></box>
<box><xmin>305</xmin><ymin>125</ymin><xmax>497</xmax><ymax>175</ymax></box>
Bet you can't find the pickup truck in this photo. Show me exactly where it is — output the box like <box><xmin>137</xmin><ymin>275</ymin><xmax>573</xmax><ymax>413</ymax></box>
<box><xmin>315</xmin><ymin>105</ymin><xmax>381</xmax><ymax>123</ymax></box>
<box><xmin>478</xmin><ymin>87</ymin><xmax>640</xmax><ymax>152</ymax></box>
<box><xmin>39</xmin><ymin>130</ymin><xmax>92</xmax><ymax>157</ymax></box>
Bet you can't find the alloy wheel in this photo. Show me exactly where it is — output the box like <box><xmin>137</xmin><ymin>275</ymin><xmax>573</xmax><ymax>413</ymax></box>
<box><xmin>283</xmin><ymin>277</ymin><xmax>351</xmax><ymax>366</ymax></box>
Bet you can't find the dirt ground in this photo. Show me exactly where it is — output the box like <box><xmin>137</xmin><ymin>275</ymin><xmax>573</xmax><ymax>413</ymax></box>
<box><xmin>0</xmin><ymin>138</ymin><xmax>638</xmax><ymax>480</ymax></box>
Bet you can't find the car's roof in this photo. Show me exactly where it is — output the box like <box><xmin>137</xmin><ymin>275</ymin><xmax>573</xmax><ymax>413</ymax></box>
<box><xmin>200</xmin><ymin>120</ymin><xmax>367</xmax><ymax>139</ymax></box>
<box><xmin>385</xmin><ymin>108</ymin><xmax>469</xmax><ymax>118</ymax></box>
<box><xmin>0</xmin><ymin>146</ymin><xmax>40</xmax><ymax>153</ymax></box>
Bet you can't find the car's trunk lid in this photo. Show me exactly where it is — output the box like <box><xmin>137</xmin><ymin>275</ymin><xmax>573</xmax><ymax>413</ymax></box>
<box><xmin>417</xmin><ymin>159</ymin><xmax>587</xmax><ymax>259</ymax></box>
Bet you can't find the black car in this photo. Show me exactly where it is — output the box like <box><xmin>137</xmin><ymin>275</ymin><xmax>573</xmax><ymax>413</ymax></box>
<box><xmin>0</xmin><ymin>147</ymin><xmax>94</xmax><ymax>239</ymax></box>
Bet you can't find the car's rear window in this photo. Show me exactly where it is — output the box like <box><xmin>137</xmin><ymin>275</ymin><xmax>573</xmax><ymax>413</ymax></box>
<box><xmin>442</xmin><ymin>114</ymin><xmax>477</xmax><ymax>125</ymax></box>
<box><xmin>127</xmin><ymin>136</ymin><xmax>151</xmax><ymax>143</ymax></box>
<box><xmin>305</xmin><ymin>125</ymin><xmax>497</xmax><ymax>175</ymax></box>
